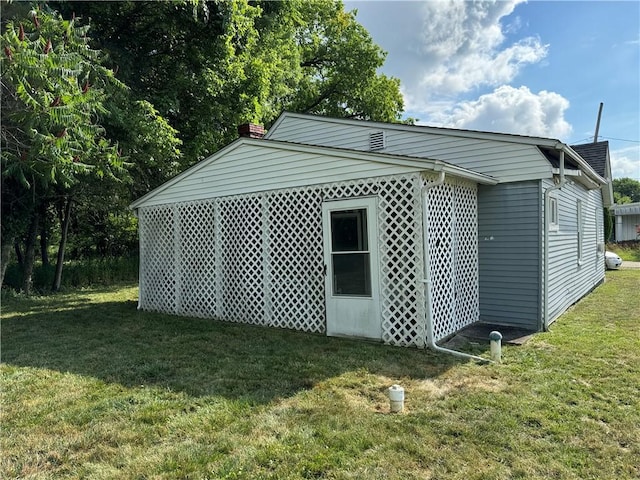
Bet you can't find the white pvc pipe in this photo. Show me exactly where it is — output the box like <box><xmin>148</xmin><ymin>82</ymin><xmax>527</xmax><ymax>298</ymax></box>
<box><xmin>489</xmin><ymin>331</ymin><xmax>503</xmax><ymax>363</ymax></box>
<box><xmin>388</xmin><ymin>384</ymin><xmax>405</xmax><ymax>413</ymax></box>
<box><xmin>421</xmin><ymin>171</ymin><xmax>491</xmax><ymax>364</ymax></box>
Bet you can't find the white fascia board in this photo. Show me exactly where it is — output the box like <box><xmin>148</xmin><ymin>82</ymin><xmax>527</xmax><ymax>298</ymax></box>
<box><xmin>263</xmin><ymin>115</ymin><xmax>284</xmax><ymax>139</ymax></box>
<box><xmin>552</xmin><ymin>168</ymin><xmax>601</xmax><ymax>190</ymax></box>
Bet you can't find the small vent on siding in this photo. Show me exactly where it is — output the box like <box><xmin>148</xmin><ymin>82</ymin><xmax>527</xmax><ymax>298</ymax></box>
<box><xmin>369</xmin><ymin>131</ymin><xmax>386</xmax><ymax>150</ymax></box>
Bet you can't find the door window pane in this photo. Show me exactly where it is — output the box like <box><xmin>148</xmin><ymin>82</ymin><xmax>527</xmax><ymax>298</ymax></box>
<box><xmin>331</xmin><ymin>209</ymin><xmax>368</xmax><ymax>251</ymax></box>
<box><xmin>330</xmin><ymin>208</ymin><xmax>371</xmax><ymax>296</ymax></box>
<box><xmin>332</xmin><ymin>253</ymin><xmax>371</xmax><ymax>296</ymax></box>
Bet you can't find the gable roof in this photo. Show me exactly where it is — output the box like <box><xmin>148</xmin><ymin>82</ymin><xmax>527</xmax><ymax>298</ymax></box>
<box><xmin>130</xmin><ymin>137</ymin><xmax>497</xmax><ymax>210</ymax></box>
<box><xmin>266</xmin><ymin>112</ymin><xmax>608</xmax><ymax>186</ymax></box>
<box><xmin>570</xmin><ymin>141</ymin><xmax>609</xmax><ymax>178</ymax></box>
<box><xmin>266</xmin><ymin>111</ymin><xmax>566</xmax><ymax>147</ymax></box>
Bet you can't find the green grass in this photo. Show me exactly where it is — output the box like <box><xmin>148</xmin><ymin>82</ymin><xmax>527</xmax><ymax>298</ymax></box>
<box><xmin>2</xmin><ymin>272</ymin><xmax>639</xmax><ymax>479</ymax></box>
<box><xmin>607</xmin><ymin>241</ymin><xmax>640</xmax><ymax>262</ymax></box>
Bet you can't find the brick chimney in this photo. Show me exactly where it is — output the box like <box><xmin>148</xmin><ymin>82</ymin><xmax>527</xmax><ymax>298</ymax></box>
<box><xmin>237</xmin><ymin>123</ymin><xmax>266</xmax><ymax>139</ymax></box>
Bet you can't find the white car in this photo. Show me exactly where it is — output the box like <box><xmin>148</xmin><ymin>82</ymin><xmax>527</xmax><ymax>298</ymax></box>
<box><xmin>605</xmin><ymin>251</ymin><xmax>623</xmax><ymax>270</ymax></box>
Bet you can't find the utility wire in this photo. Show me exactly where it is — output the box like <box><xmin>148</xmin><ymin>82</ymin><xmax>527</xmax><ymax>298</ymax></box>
<box><xmin>598</xmin><ymin>136</ymin><xmax>640</xmax><ymax>144</ymax></box>
<box><xmin>570</xmin><ymin>135</ymin><xmax>640</xmax><ymax>145</ymax></box>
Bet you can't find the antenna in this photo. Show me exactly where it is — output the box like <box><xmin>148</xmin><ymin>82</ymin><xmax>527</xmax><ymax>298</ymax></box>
<box><xmin>593</xmin><ymin>102</ymin><xmax>603</xmax><ymax>143</ymax></box>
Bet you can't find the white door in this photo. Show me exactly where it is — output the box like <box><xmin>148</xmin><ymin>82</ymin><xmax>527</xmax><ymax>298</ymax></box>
<box><xmin>322</xmin><ymin>197</ymin><xmax>381</xmax><ymax>339</ymax></box>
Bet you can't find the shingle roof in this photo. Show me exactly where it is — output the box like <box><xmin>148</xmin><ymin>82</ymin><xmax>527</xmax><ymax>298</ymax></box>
<box><xmin>571</xmin><ymin>141</ymin><xmax>609</xmax><ymax>178</ymax></box>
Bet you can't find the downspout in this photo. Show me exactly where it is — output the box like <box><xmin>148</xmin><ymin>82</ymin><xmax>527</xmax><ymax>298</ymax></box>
<box><xmin>132</xmin><ymin>208</ymin><xmax>143</xmax><ymax>311</ymax></box>
<box><xmin>542</xmin><ymin>147</ymin><xmax>566</xmax><ymax>331</ymax></box>
<box><xmin>421</xmin><ymin>171</ymin><xmax>491</xmax><ymax>363</ymax></box>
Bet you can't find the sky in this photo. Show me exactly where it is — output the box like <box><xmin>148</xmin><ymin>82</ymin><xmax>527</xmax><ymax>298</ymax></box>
<box><xmin>343</xmin><ymin>0</ymin><xmax>640</xmax><ymax>180</ymax></box>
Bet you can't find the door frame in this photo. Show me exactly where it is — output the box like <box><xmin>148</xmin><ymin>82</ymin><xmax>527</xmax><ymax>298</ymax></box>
<box><xmin>322</xmin><ymin>196</ymin><xmax>381</xmax><ymax>339</ymax></box>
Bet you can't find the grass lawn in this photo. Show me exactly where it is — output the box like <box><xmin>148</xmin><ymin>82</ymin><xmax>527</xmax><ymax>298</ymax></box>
<box><xmin>607</xmin><ymin>241</ymin><xmax>640</xmax><ymax>262</ymax></box>
<box><xmin>2</xmin><ymin>272</ymin><xmax>639</xmax><ymax>479</ymax></box>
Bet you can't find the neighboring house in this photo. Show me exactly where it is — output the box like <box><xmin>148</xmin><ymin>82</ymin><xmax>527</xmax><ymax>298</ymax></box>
<box><xmin>609</xmin><ymin>202</ymin><xmax>640</xmax><ymax>241</ymax></box>
<box><xmin>130</xmin><ymin>112</ymin><xmax>613</xmax><ymax>348</ymax></box>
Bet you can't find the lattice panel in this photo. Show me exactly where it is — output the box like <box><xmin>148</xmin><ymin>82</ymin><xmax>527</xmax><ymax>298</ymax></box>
<box><xmin>265</xmin><ymin>189</ymin><xmax>325</xmax><ymax>333</ymax></box>
<box><xmin>216</xmin><ymin>196</ymin><xmax>265</xmax><ymax>324</ymax></box>
<box><xmin>452</xmin><ymin>181</ymin><xmax>479</xmax><ymax>335</ymax></box>
<box><xmin>138</xmin><ymin>205</ymin><xmax>176</xmax><ymax>312</ymax></box>
<box><xmin>377</xmin><ymin>176</ymin><xmax>425</xmax><ymax>347</ymax></box>
<box><xmin>137</xmin><ymin>171</ymin><xmax>477</xmax><ymax>348</ymax></box>
<box><xmin>177</xmin><ymin>200</ymin><xmax>216</xmax><ymax>317</ymax></box>
<box><xmin>425</xmin><ymin>179</ymin><xmax>455</xmax><ymax>341</ymax></box>
<box><xmin>422</xmin><ymin>175</ymin><xmax>479</xmax><ymax>342</ymax></box>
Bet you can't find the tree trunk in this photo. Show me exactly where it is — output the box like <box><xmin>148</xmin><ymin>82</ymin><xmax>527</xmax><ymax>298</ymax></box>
<box><xmin>14</xmin><ymin>241</ymin><xmax>23</xmax><ymax>267</ymax></box>
<box><xmin>40</xmin><ymin>204</ymin><xmax>50</xmax><ymax>266</ymax></box>
<box><xmin>0</xmin><ymin>241</ymin><xmax>12</xmax><ymax>288</ymax></box>
<box><xmin>21</xmin><ymin>209</ymin><xmax>40</xmax><ymax>295</ymax></box>
<box><xmin>52</xmin><ymin>197</ymin><xmax>73</xmax><ymax>292</ymax></box>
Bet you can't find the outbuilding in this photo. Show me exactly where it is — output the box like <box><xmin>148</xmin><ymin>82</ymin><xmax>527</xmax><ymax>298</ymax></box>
<box><xmin>609</xmin><ymin>202</ymin><xmax>640</xmax><ymax>241</ymax></box>
<box><xmin>130</xmin><ymin>112</ymin><xmax>612</xmax><ymax>348</ymax></box>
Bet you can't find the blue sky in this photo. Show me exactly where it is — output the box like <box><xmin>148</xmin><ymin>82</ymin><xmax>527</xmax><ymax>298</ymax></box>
<box><xmin>344</xmin><ymin>0</ymin><xmax>640</xmax><ymax>180</ymax></box>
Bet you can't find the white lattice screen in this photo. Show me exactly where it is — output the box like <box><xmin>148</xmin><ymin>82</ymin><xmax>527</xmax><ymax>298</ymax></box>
<box><xmin>178</xmin><ymin>201</ymin><xmax>216</xmax><ymax>317</ymax></box>
<box><xmin>139</xmin><ymin>205</ymin><xmax>176</xmax><ymax>312</ymax></box>
<box><xmin>217</xmin><ymin>196</ymin><xmax>265</xmax><ymax>325</ymax></box>
<box><xmin>423</xmin><ymin>176</ymin><xmax>479</xmax><ymax>341</ymax></box>
<box><xmin>265</xmin><ymin>189</ymin><xmax>325</xmax><ymax>333</ymax></box>
<box><xmin>138</xmin><ymin>172</ymin><xmax>478</xmax><ymax>347</ymax></box>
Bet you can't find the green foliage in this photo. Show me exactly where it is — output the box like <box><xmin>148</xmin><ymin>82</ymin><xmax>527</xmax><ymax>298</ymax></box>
<box><xmin>285</xmin><ymin>0</ymin><xmax>404</xmax><ymax>122</ymax></box>
<box><xmin>1</xmin><ymin>7</ymin><xmax>126</xmax><ymax>189</ymax></box>
<box><xmin>3</xmin><ymin>256</ymin><xmax>139</xmax><ymax>292</ymax></box>
<box><xmin>109</xmin><ymin>99</ymin><xmax>183</xmax><ymax>196</ymax></box>
<box><xmin>66</xmin><ymin>198</ymin><xmax>139</xmax><ymax>258</ymax></box>
<box><xmin>2</xmin><ymin>0</ymin><xmax>405</xmax><ymax>291</ymax></box>
<box><xmin>56</xmin><ymin>0</ymin><xmax>405</xmax><ymax>164</ymax></box>
<box><xmin>604</xmin><ymin>207</ymin><xmax>614</xmax><ymax>241</ymax></box>
<box><xmin>1</xmin><ymin>6</ymin><xmax>133</xmax><ymax>292</ymax></box>
<box><xmin>613</xmin><ymin>177</ymin><xmax>640</xmax><ymax>204</ymax></box>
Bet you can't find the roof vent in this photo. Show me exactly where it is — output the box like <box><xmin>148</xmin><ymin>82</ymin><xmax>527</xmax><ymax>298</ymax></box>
<box><xmin>369</xmin><ymin>131</ymin><xmax>385</xmax><ymax>151</ymax></box>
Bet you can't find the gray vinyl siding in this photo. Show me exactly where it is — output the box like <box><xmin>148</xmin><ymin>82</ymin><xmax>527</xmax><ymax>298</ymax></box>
<box><xmin>477</xmin><ymin>181</ymin><xmax>541</xmax><ymax>329</ymax></box>
<box><xmin>545</xmin><ymin>179</ymin><xmax>605</xmax><ymax>323</ymax></box>
<box><xmin>268</xmin><ymin>116</ymin><xmax>553</xmax><ymax>183</ymax></box>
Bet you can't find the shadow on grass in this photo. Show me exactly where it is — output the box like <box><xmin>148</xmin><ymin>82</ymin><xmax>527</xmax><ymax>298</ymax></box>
<box><xmin>1</xmin><ymin>291</ymin><xmax>467</xmax><ymax>403</ymax></box>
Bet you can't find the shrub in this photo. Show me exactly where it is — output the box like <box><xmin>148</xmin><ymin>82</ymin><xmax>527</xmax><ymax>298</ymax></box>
<box><xmin>2</xmin><ymin>256</ymin><xmax>139</xmax><ymax>292</ymax></box>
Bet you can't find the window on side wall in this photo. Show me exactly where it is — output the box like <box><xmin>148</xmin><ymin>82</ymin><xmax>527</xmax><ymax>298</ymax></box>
<box><xmin>549</xmin><ymin>196</ymin><xmax>559</xmax><ymax>231</ymax></box>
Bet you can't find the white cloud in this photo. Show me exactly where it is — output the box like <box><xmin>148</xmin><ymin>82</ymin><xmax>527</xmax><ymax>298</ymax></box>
<box><xmin>424</xmin><ymin>85</ymin><xmax>573</xmax><ymax>139</ymax></box>
<box><xmin>347</xmin><ymin>1</ymin><xmax>570</xmax><ymax>139</ymax></box>
<box><xmin>402</xmin><ymin>0</ymin><xmax>548</xmax><ymax>110</ymax></box>
<box><xmin>610</xmin><ymin>146</ymin><xmax>640</xmax><ymax>180</ymax></box>
<box><xmin>624</xmin><ymin>34</ymin><xmax>640</xmax><ymax>46</ymax></box>
<box><xmin>412</xmin><ymin>38</ymin><xmax>547</xmax><ymax>100</ymax></box>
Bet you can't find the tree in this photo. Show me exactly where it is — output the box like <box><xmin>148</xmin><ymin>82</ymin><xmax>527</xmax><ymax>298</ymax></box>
<box><xmin>55</xmin><ymin>0</ymin><xmax>405</xmax><ymax>165</ymax></box>
<box><xmin>281</xmin><ymin>0</ymin><xmax>404</xmax><ymax>122</ymax></box>
<box><xmin>1</xmin><ymin>6</ymin><xmax>127</xmax><ymax>292</ymax></box>
<box><xmin>64</xmin><ymin>98</ymin><xmax>182</xmax><ymax>259</ymax></box>
<box><xmin>613</xmin><ymin>178</ymin><xmax>640</xmax><ymax>204</ymax></box>
<box><xmin>3</xmin><ymin>0</ymin><xmax>404</xmax><ymax>292</ymax></box>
